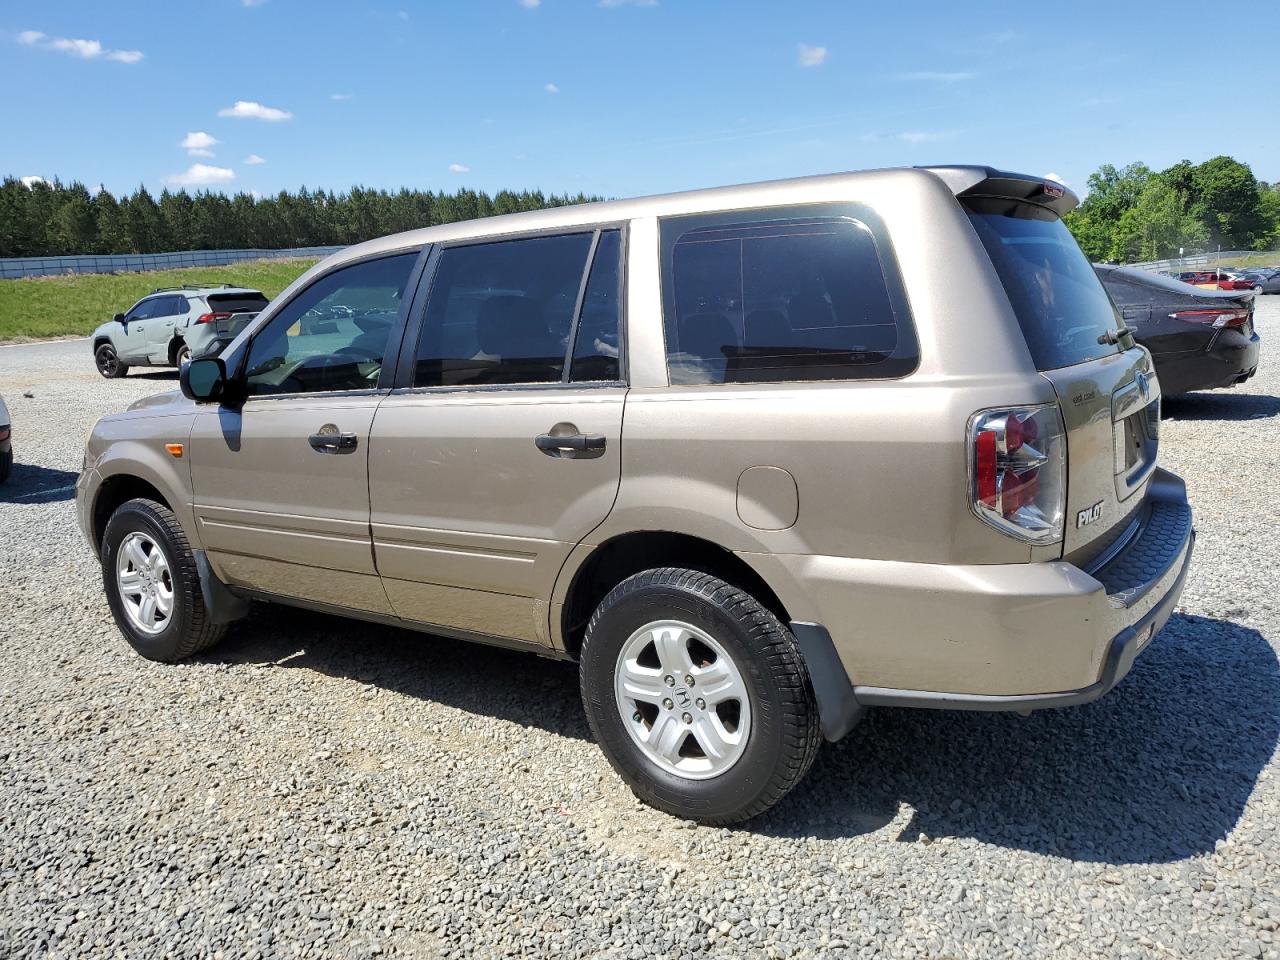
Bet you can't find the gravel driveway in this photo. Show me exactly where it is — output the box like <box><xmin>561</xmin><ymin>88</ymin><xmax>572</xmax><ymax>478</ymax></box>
<box><xmin>1</xmin><ymin>305</ymin><xmax>1278</xmax><ymax>960</ymax></box>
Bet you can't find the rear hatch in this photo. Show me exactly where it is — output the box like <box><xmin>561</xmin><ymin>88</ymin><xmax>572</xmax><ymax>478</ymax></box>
<box><xmin>955</xmin><ymin>178</ymin><xmax>1160</xmax><ymax>560</ymax></box>
<box><xmin>206</xmin><ymin>292</ymin><xmax>268</xmax><ymax>340</ymax></box>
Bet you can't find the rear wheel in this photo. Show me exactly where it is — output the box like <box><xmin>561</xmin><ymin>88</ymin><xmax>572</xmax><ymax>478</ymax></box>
<box><xmin>1254</xmin><ymin>285</ymin><xmax>1264</xmax><ymax>296</ymax></box>
<box><xmin>174</xmin><ymin>342</ymin><xmax>191</xmax><ymax>367</ymax></box>
<box><xmin>95</xmin><ymin>343</ymin><xmax>128</xmax><ymax>379</ymax></box>
<box><xmin>101</xmin><ymin>498</ymin><xmax>225</xmax><ymax>662</ymax></box>
<box><xmin>580</xmin><ymin>568</ymin><xmax>820</xmax><ymax>824</ymax></box>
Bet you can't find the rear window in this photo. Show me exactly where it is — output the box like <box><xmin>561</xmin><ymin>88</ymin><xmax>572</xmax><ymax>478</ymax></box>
<box><xmin>207</xmin><ymin>292</ymin><xmax>269</xmax><ymax>314</ymax></box>
<box><xmin>966</xmin><ymin>200</ymin><xmax>1122</xmax><ymax>370</ymax></box>
<box><xmin>660</xmin><ymin>207</ymin><xmax>917</xmax><ymax>384</ymax></box>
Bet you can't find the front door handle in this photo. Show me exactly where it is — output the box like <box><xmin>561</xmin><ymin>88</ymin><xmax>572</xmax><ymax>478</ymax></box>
<box><xmin>309</xmin><ymin>424</ymin><xmax>359</xmax><ymax>454</ymax></box>
<box><xmin>534</xmin><ymin>427</ymin><xmax>606</xmax><ymax>459</ymax></box>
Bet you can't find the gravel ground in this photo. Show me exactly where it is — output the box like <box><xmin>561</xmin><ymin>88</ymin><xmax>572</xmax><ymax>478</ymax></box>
<box><xmin>1</xmin><ymin>307</ymin><xmax>1278</xmax><ymax>960</ymax></box>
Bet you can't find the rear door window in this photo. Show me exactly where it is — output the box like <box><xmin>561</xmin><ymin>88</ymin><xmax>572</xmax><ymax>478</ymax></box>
<box><xmin>660</xmin><ymin>207</ymin><xmax>917</xmax><ymax>384</ymax></box>
<box><xmin>412</xmin><ymin>232</ymin><xmax>597</xmax><ymax>387</ymax></box>
<box><xmin>966</xmin><ymin>199</ymin><xmax>1122</xmax><ymax>370</ymax></box>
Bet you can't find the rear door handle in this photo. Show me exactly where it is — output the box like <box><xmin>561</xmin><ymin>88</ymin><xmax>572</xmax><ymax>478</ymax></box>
<box><xmin>309</xmin><ymin>425</ymin><xmax>359</xmax><ymax>454</ymax></box>
<box><xmin>534</xmin><ymin>431</ymin><xmax>606</xmax><ymax>459</ymax></box>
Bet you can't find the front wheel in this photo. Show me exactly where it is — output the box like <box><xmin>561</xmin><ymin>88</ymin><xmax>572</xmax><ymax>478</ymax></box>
<box><xmin>1254</xmin><ymin>285</ymin><xmax>1264</xmax><ymax>296</ymax></box>
<box><xmin>580</xmin><ymin>568</ymin><xmax>820</xmax><ymax>824</ymax></box>
<box><xmin>95</xmin><ymin>343</ymin><xmax>128</xmax><ymax>379</ymax></box>
<box><xmin>101</xmin><ymin>498</ymin><xmax>225</xmax><ymax>662</ymax></box>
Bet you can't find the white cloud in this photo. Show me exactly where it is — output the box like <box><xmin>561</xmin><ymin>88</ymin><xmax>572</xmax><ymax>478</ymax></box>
<box><xmin>797</xmin><ymin>43</ymin><xmax>827</xmax><ymax>67</ymax></box>
<box><xmin>544</xmin><ymin>82</ymin><xmax>560</xmax><ymax>94</ymax></box>
<box><xmin>49</xmin><ymin>37</ymin><xmax>102</xmax><ymax>58</ymax></box>
<box><xmin>448</xmin><ymin>163</ymin><xmax>470</xmax><ymax>173</ymax></box>
<box><xmin>1044</xmin><ymin>172</ymin><xmax>1068</xmax><ymax>185</ymax></box>
<box><xmin>894</xmin><ymin>71</ymin><xmax>975</xmax><ymax>82</ymax></box>
<box><xmin>599</xmin><ymin>0</ymin><xmax>658</xmax><ymax>6</ymax></box>
<box><xmin>242</xmin><ymin>0</ymin><xmax>268</xmax><ymax>6</ymax></box>
<box><xmin>898</xmin><ymin>130</ymin><xmax>957</xmax><ymax>143</ymax></box>
<box><xmin>217</xmin><ymin>100</ymin><xmax>293</xmax><ymax>121</ymax></box>
<box><xmin>517</xmin><ymin>0</ymin><xmax>541</xmax><ymax>7</ymax></box>
<box><xmin>165</xmin><ymin>164</ymin><xmax>236</xmax><ymax>187</ymax></box>
<box><xmin>330</xmin><ymin>92</ymin><xmax>352</xmax><ymax>101</ymax></box>
<box><xmin>244</xmin><ymin>154</ymin><xmax>266</xmax><ymax>165</ymax></box>
<box><xmin>16</xmin><ymin>31</ymin><xmax>144</xmax><ymax>63</ymax></box>
<box><xmin>180</xmin><ymin>131</ymin><xmax>219</xmax><ymax>157</ymax></box>
<box><xmin>20</xmin><ymin>175</ymin><xmax>50</xmax><ymax>188</ymax></box>
<box><xmin>397</xmin><ymin>9</ymin><xmax>410</xmax><ymax>19</ymax></box>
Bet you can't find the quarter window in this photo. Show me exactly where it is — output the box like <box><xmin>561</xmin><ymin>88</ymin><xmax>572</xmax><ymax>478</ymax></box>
<box><xmin>413</xmin><ymin>232</ymin><xmax>610</xmax><ymax>387</ymax></box>
<box><xmin>571</xmin><ymin>230</ymin><xmax>622</xmax><ymax>382</ymax></box>
<box><xmin>660</xmin><ymin>210</ymin><xmax>916</xmax><ymax>384</ymax></box>
<box><xmin>243</xmin><ymin>251</ymin><xmax>418</xmax><ymax>397</ymax></box>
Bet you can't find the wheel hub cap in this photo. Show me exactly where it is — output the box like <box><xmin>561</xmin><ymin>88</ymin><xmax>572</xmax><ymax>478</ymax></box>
<box><xmin>614</xmin><ymin>619</ymin><xmax>751</xmax><ymax>780</ymax></box>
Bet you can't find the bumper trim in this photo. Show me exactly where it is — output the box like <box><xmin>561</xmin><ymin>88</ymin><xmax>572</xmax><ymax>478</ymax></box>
<box><xmin>852</xmin><ymin>528</ymin><xmax>1194</xmax><ymax>714</ymax></box>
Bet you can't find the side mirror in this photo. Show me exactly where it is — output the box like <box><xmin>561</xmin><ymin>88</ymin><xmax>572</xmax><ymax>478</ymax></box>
<box><xmin>181</xmin><ymin>357</ymin><xmax>227</xmax><ymax>403</ymax></box>
<box><xmin>113</xmin><ymin>313</ymin><xmax>126</xmax><ymax>323</ymax></box>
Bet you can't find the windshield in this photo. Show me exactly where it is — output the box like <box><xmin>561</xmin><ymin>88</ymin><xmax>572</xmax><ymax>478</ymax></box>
<box><xmin>966</xmin><ymin>199</ymin><xmax>1122</xmax><ymax>370</ymax></box>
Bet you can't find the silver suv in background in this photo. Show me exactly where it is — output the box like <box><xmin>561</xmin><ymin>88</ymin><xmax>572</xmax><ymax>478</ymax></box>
<box><xmin>0</xmin><ymin>394</ymin><xmax>11</xmax><ymax>484</ymax></box>
<box><xmin>91</xmin><ymin>285</ymin><xmax>269</xmax><ymax>378</ymax></box>
<box><xmin>77</xmin><ymin>166</ymin><xmax>1194</xmax><ymax>823</ymax></box>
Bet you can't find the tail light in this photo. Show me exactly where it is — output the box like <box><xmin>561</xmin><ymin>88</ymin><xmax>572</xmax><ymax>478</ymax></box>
<box><xmin>968</xmin><ymin>404</ymin><xmax>1066</xmax><ymax>544</ymax></box>
<box><xmin>1168</xmin><ymin>308</ymin><xmax>1250</xmax><ymax>329</ymax></box>
<box><xmin>0</xmin><ymin>426</ymin><xmax>10</xmax><ymax>443</ymax></box>
<box><xmin>196</xmin><ymin>312</ymin><xmax>232</xmax><ymax>324</ymax></box>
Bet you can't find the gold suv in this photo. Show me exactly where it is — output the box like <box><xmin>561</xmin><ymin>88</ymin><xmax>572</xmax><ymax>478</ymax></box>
<box><xmin>77</xmin><ymin>166</ymin><xmax>1194</xmax><ymax>823</ymax></box>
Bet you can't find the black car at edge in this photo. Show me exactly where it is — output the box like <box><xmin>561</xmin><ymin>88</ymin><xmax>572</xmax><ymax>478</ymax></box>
<box><xmin>1094</xmin><ymin>264</ymin><xmax>1261</xmax><ymax>395</ymax></box>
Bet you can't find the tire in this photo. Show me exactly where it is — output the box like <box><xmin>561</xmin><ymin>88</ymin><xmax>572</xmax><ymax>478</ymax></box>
<box><xmin>1254</xmin><ymin>285</ymin><xmax>1264</xmax><ymax>296</ymax></box>
<box><xmin>95</xmin><ymin>343</ymin><xmax>128</xmax><ymax>379</ymax></box>
<box><xmin>174</xmin><ymin>342</ymin><xmax>190</xmax><ymax>367</ymax></box>
<box><xmin>580</xmin><ymin>567</ymin><xmax>820</xmax><ymax>824</ymax></box>
<box><xmin>101</xmin><ymin>497</ymin><xmax>225</xmax><ymax>662</ymax></box>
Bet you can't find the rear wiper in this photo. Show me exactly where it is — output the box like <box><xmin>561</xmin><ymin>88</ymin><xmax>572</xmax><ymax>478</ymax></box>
<box><xmin>1097</xmin><ymin>325</ymin><xmax>1136</xmax><ymax>345</ymax></box>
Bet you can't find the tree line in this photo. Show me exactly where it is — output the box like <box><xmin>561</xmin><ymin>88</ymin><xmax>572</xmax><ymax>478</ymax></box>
<box><xmin>1064</xmin><ymin>156</ymin><xmax>1280</xmax><ymax>263</ymax></box>
<box><xmin>3</xmin><ymin>156</ymin><xmax>1277</xmax><ymax>263</ymax></box>
<box><xmin>0</xmin><ymin>178</ymin><xmax>601</xmax><ymax>259</ymax></box>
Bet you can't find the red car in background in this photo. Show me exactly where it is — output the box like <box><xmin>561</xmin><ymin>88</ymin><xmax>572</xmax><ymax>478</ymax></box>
<box><xmin>1176</xmin><ymin>270</ymin><xmax>1256</xmax><ymax>291</ymax></box>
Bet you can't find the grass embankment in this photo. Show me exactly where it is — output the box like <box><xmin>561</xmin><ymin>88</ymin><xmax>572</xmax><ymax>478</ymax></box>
<box><xmin>0</xmin><ymin>258</ymin><xmax>318</xmax><ymax>341</ymax></box>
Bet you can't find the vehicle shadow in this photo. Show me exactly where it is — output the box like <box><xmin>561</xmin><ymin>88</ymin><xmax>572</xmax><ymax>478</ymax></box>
<box><xmin>0</xmin><ymin>463</ymin><xmax>80</xmax><ymax>503</ymax></box>
<box><xmin>205</xmin><ymin>604</ymin><xmax>591</xmax><ymax>740</ymax></box>
<box><xmin>128</xmin><ymin>370</ymin><xmax>180</xmax><ymax>381</ymax></box>
<box><xmin>204</xmin><ymin>607</ymin><xmax>1276</xmax><ymax>865</ymax></box>
<box><xmin>752</xmin><ymin>613</ymin><xmax>1279</xmax><ymax>865</ymax></box>
<box><xmin>1162</xmin><ymin>392</ymin><xmax>1280</xmax><ymax>421</ymax></box>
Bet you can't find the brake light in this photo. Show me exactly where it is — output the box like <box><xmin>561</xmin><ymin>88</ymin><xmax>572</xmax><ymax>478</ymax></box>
<box><xmin>968</xmin><ymin>405</ymin><xmax>1066</xmax><ymax>544</ymax></box>
<box><xmin>0</xmin><ymin>426</ymin><xmax>9</xmax><ymax>443</ymax></box>
<box><xmin>1169</xmin><ymin>309</ymin><xmax>1250</xmax><ymax>328</ymax></box>
<box><xmin>196</xmin><ymin>312</ymin><xmax>232</xmax><ymax>324</ymax></box>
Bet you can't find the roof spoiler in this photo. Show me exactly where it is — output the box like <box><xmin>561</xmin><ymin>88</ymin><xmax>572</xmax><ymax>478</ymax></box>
<box><xmin>917</xmin><ymin>165</ymin><xmax>1080</xmax><ymax>217</ymax></box>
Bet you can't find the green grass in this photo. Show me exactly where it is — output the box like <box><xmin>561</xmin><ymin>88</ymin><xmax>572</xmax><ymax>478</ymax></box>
<box><xmin>0</xmin><ymin>258</ymin><xmax>318</xmax><ymax>341</ymax></box>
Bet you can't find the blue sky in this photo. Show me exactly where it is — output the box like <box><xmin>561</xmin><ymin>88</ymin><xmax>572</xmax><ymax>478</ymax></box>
<box><xmin>2</xmin><ymin>0</ymin><xmax>1276</xmax><ymax>200</ymax></box>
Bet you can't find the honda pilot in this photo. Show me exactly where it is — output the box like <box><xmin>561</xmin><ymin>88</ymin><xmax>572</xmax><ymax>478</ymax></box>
<box><xmin>76</xmin><ymin>166</ymin><xmax>1194</xmax><ymax>823</ymax></box>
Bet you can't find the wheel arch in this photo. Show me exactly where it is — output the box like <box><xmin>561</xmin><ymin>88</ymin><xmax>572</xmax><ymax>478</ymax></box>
<box><xmin>556</xmin><ymin>530</ymin><xmax>793</xmax><ymax>661</ymax></box>
<box><xmin>167</xmin><ymin>335</ymin><xmax>188</xmax><ymax>365</ymax></box>
<box><xmin>90</xmin><ymin>474</ymin><xmax>171</xmax><ymax>555</ymax></box>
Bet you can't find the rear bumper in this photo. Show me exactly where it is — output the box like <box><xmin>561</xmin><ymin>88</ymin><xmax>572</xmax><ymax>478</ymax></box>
<box><xmin>770</xmin><ymin>468</ymin><xmax>1194</xmax><ymax>722</ymax></box>
<box><xmin>1152</xmin><ymin>330</ymin><xmax>1260</xmax><ymax>394</ymax></box>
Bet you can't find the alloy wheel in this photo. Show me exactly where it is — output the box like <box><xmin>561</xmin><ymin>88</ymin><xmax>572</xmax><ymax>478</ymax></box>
<box><xmin>613</xmin><ymin>619</ymin><xmax>752</xmax><ymax>780</ymax></box>
<box><xmin>115</xmin><ymin>532</ymin><xmax>175</xmax><ymax>635</ymax></box>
